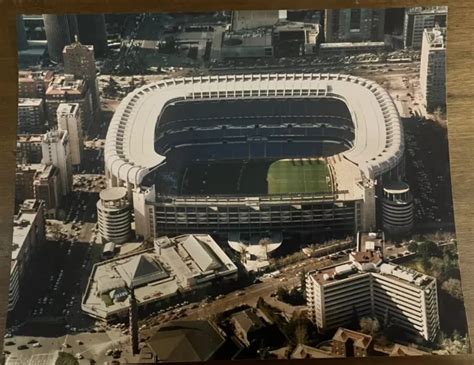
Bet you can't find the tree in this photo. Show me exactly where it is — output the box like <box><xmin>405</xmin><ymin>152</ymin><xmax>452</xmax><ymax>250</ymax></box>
<box><xmin>438</xmin><ymin>331</ymin><xmax>470</xmax><ymax>355</ymax></box>
<box><xmin>407</xmin><ymin>241</ymin><xmax>418</xmax><ymax>253</ymax></box>
<box><xmin>276</xmin><ymin>287</ymin><xmax>288</xmax><ymax>302</ymax></box>
<box><xmin>417</xmin><ymin>241</ymin><xmax>442</xmax><ymax>270</ymax></box>
<box><xmin>299</xmin><ymin>270</ymin><xmax>307</xmax><ymax>295</ymax></box>
<box><xmin>442</xmin><ymin>278</ymin><xmax>464</xmax><ymax>301</ymax></box>
<box><xmin>359</xmin><ymin>316</ymin><xmax>380</xmax><ymax>336</ymax></box>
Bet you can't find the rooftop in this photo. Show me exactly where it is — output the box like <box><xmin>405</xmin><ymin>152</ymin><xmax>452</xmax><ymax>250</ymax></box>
<box><xmin>147</xmin><ymin>320</ymin><xmax>226</xmax><ymax>362</ymax></box>
<box><xmin>424</xmin><ymin>27</ymin><xmax>446</xmax><ymax>49</ymax></box>
<box><xmin>82</xmin><ymin>234</ymin><xmax>237</xmax><ymax>319</ymax></box>
<box><xmin>17</xmin><ymin>134</ymin><xmax>43</xmax><ymax>143</ymax></box>
<box><xmin>230</xmin><ymin>308</ymin><xmax>266</xmax><ymax>334</ymax></box>
<box><xmin>309</xmin><ymin>250</ymin><xmax>434</xmax><ymax>289</ymax></box>
<box><xmin>406</xmin><ymin>6</ymin><xmax>448</xmax><ymax>15</ymax></box>
<box><xmin>18</xmin><ymin>98</ymin><xmax>43</xmax><ymax>107</ymax></box>
<box><xmin>12</xmin><ymin>200</ymin><xmax>42</xmax><ymax>263</ymax></box>
<box><xmin>333</xmin><ymin>327</ymin><xmax>373</xmax><ymax>349</ymax></box>
<box><xmin>99</xmin><ymin>187</ymin><xmax>127</xmax><ymax>202</ymax></box>
<box><xmin>18</xmin><ymin>70</ymin><xmax>54</xmax><ymax>82</ymax></box>
<box><xmin>57</xmin><ymin>103</ymin><xmax>79</xmax><ymax>116</ymax></box>
<box><xmin>46</xmin><ymin>75</ymin><xmax>86</xmax><ymax>96</ymax></box>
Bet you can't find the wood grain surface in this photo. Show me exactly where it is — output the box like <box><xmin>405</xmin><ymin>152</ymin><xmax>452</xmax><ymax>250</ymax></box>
<box><xmin>0</xmin><ymin>0</ymin><xmax>473</xmax><ymax>364</ymax></box>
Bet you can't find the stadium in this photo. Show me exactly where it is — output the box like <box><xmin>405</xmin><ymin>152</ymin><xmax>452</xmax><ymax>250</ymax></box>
<box><xmin>104</xmin><ymin>73</ymin><xmax>406</xmax><ymax>241</ymax></box>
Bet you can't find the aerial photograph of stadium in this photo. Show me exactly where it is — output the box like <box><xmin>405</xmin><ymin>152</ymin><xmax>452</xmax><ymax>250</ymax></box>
<box><xmin>4</xmin><ymin>5</ymin><xmax>470</xmax><ymax>364</ymax></box>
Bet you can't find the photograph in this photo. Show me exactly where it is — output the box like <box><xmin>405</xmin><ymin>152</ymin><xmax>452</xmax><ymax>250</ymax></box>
<box><xmin>5</xmin><ymin>5</ymin><xmax>470</xmax><ymax>364</ymax></box>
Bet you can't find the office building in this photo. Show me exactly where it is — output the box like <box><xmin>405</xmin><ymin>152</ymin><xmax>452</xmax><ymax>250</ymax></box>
<box><xmin>16</xmin><ymin>15</ymin><xmax>28</xmax><ymax>51</ymax></box>
<box><xmin>382</xmin><ymin>181</ymin><xmax>414</xmax><ymax>236</ymax></box>
<box><xmin>82</xmin><ymin>234</ymin><xmax>238</xmax><ymax>321</ymax></box>
<box><xmin>420</xmin><ymin>27</ymin><xmax>446</xmax><ymax>112</ymax></box>
<box><xmin>15</xmin><ymin>164</ymin><xmax>39</xmax><ymax>204</ymax></box>
<box><xmin>306</xmin><ymin>250</ymin><xmax>440</xmax><ymax>341</ymax></box>
<box><xmin>33</xmin><ymin>164</ymin><xmax>63</xmax><ymax>218</ymax></box>
<box><xmin>9</xmin><ymin>200</ymin><xmax>45</xmax><ymax>312</ymax></box>
<box><xmin>45</xmin><ymin>74</ymin><xmax>93</xmax><ymax>127</ymax></box>
<box><xmin>76</xmin><ymin>14</ymin><xmax>108</xmax><ymax>57</ymax></box>
<box><xmin>16</xmin><ymin>134</ymin><xmax>43</xmax><ymax>164</ymax></box>
<box><xmin>18</xmin><ymin>98</ymin><xmax>46</xmax><ymax>134</ymax></box>
<box><xmin>63</xmin><ymin>41</ymin><xmax>100</xmax><ymax>112</ymax></box>
<box><xmin>231</xmin><ymin>10</ymin><xmax>281</xmax><ymax>31</ymax></box>
<box><xmin>18</xmin><ymin>70</ymin><xmax>54</xmax><ymax>98</ymax></box>
<box><xmin>96</xmin><ymin>187</ymin><xmax>131</xmax><ymax>244</ymax></box>
<box><xmin>324</xmin><ymin>8</ymin><xmax>385</xmax><ymax>43</ymax></box>
<box><xmin>41</xmin><ymin>129</ymin><xmax>73</xmax><ymax>196</ymax></box>
<box><xmin>42</xmin><ymin>14</ymin><xmax>78</xmax><ymax>62</ymax></box>
<box><xmin>403</xmin><ymin>7</ymin><xmax>447</xmax><ymax>49</ymax></box>
<box><xmin>57</xmin><ymin>103</ymin><xmax>83</xmax><ymax>166</ymax></box>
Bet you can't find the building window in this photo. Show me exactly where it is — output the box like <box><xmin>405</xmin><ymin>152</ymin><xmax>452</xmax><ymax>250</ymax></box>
<box><xmin>350</xmin><ymin>9</ymin><xmax>362</xmax><ymax>31</ymax></box>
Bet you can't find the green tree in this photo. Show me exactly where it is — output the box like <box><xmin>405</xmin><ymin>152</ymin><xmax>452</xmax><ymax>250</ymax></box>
<box><xmin>442</xmin><ymin>278</ymin><xmax>464</xmax><ymax>301</ymax></box>
<box><xmin>418</xmin><ymin>241</ymin><xmax>442</xmax><ymax>270</ymax></box>
<box><xmin>407</xmin><ymin>242</ymin><xmax>418</xmax><ymax>253</ymax></box>
<box><xmin>299</xmin><ymin>270</ymin><xmax>307</xmax><ymax>295</ymax></box>
<box><xmin>276</xmin><ymin>287</ymin><xmax>288</xmax><ymax>302</ymax></box>
<box><xmin>359</xmin><ymin>316</ymin><xmax>380</xmax><ymax>336</ymax></box>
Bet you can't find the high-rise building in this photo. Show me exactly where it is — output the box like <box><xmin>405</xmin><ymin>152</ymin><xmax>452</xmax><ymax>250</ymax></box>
<box><xmin>382</xmin><ymin>181</ymin><xmax>414</xmax><ymax>236</ymax></box>
<box><xmin>43</xmin><ymin>15</ymin><xmax>77</xmax><ymax>62</ymax></box>
<box><xmin>18</xmin><ymin>98</ymin><xmax>46</xmax><ymax>134</ymax></box>
<box><xmin>45</xmin><ymin>74</ymin><xmax>93</xmax><ymax>128</ymax></box>
<box><xmin>231</xmin><ymin>10</ymin><xmax>281</xmax><ymax>31</ymax></box>
<box><xmin>63</xmin><ymin>40</ymin><xmax>100</xmax><ymax>112</ymax></box>
<box><xmin>403</xmin><ymin>7</ymin><xmax>447</xmax><ymax>49</ymax></box>
<box><xmin>16</xmin><ymin>134</ymin><xmax>43</xmax><ymax>164</ymax></box>
<box><xmin>420</xmin><ymin>27</ymin><xmax>446</xmax><ymax>112</ymax></box>
<box><xmin>9</xmin><ymin>200</ymin><xmax>45</xmax><ymax>312</ymax></box>
<box><xmin>41</xmin><ymin>129</ymin><xmax>72</xmax><ymax>196</ymax></box>
<box><xmin>57</xmin><ymin>103</ymin><xmax>83</xmax><ymax>166</ymax></box>
<box><xmin>306</xmin><ymin>250</ymin><xmax>440</xmax><ymax>341</ymax></box>
<box><xmin>76</xmin><ymin>14</ymin><xmax>108</xmax><ymax>57</ymax></box>
<box><xmin>15</xmin><ymin>164</ymin><xmax>38</xmax><ymax>204</ymax></box>
<box><xmin>33</xmin><ymin>164</ymin><xmax>63</xmax><ymax>218</ymax></box>
<box><xmin>16</xmin><ymin>15</ymin><xmax>28</xmax><ymax>51</ymax></box>
<box><xmin>324</xmin><ymin>8</ymin><xmax>385</xmax><ymax>42</ymax></box>
<box><xmin>18</xmin><ymin>70</ymin><xmax>54</xmax><ymax>98</ymax></box>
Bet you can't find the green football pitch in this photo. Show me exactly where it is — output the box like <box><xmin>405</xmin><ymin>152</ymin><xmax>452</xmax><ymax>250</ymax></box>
<box><xmin>267</xmin><ymin>159</ymin><xmax>333</xmax><ymax>195</ymax></box>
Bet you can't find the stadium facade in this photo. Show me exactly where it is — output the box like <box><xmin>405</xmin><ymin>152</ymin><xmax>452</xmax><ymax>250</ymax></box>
<box><xmin>104</xmin><ymin>73</ymin><xmax>406</xmax><ymax>240</ymax></box>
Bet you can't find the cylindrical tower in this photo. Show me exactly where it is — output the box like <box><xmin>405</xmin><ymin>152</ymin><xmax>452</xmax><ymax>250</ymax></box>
<box><xmin>97</xmin><ymin>187</ymin><xmax>131</xmax><ymax>244</ymax></box>
<box><xmin>16</xmin><ymin>15</ymin><xmax>29</xmax><ymax>51</ymax></box>
<box><xmin>76</xmin><ymin>14</ymin><xmax>108</xmax><ymax>57</ymax></box>
<box><xmin>382</xmin><ymin>181</ymin><xmax>414</xmax><ymax>236</ymax></box>
<box><xmin>43</xmin><ymin>15</ymin><xmax>72</xmax><ymax>62</ymax></box>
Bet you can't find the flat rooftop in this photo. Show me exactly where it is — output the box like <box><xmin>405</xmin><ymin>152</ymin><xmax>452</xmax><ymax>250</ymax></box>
<box><xmin>18</xmin><ymin>98</ymin><xmax>43</xmax><ymax>107</ymax></box>
<box><xmin>12</xmin><ymin>200</ymin><xmax>42</xmax><ymax>262</ymax></box>
<box><xmin>310</xmin><ymin>251</ymin><xmax>434</xmax><ymax>289</ymax></box>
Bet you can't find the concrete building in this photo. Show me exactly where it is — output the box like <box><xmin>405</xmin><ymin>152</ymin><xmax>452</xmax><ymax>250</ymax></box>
<box><xmin>41</xmin><ymin>129</ymin><xmax>72</xmax><ymax>196</ymax></box>
<box><xmin>42</xmin><ymin>15</ymin><xmax>78</xmax><ymax>63</ymax></box>
<box><xmin>82</xmin><ymin>234</ymin><xmax>238</xmax><ymax>321</ymax></box>
<box><xmin>18</xmin><ymin>70</ymin><xmax>54</xmax><ymax>98</ymax></box>
<box><xmin>306</xmin><ymin>250</ymin><xmax>440</xmax><ymax>341</ymax></box>
<box><xmin>230</xmin><ymin>308</ymin><xmax>266</xmax><ymax>346</ymax></box>
<box><xmin>33</xmin><ymin>164</ymin><xmax>62</xmax><ymax>218</ymax></box>
<box><xmin>331</xmin><ymin>328</ymin><xmax>374</xmax><ymax>357</ymax></box>
<box><xmin>76</xmin><ymin>14</ymin><xmax>108</xmax><ymax>57</ymax></box>
<box><xmin>63</xmin><ymin>40</ymin><xmax>100</xmax><ymax>112</ymax></box>
<box><xmin>403</xmin><ymin>7</ymin><xmax>447</xmax><ymax>49</ymax></box>
<box><xmin>57</xmin><ymin>103</ymin><xmax>83</xmax><ymax>166</ymax></box>
<box><xmin>45</xmin><ymin>74</ymin><xmax>93</xmax><ymax>127</ymax></box>
<box><xmin>231</xmin><ymin>10</ymin><xmax>281</xmax><ymax>31</ymax></box>
<box><xmin>319</xmin><ymin>41</ymin><xmax>386</xmax><ymax>57</ymax></box>
<box><xmin>382</xmin><ymin>181</ymin><xmax>414</xmax><ymax>236</ymax></box>
<box><xmin>16</xmin><ymin>15</ymin><xmax>28</xmax><ymax>51</ymax></box>
<box><xmin>9</xmin><ymin>200</ymin><xmax>45</xmax><ymax>312</ymax></box>
<box><xmin>324</xmin><ymin>8</ymin><xmax>385</xmax><ymax>43</ymax></box>
<box><xmin>220</xmin><ymin>28</ymin><xmax>274</xmax><ymax>59</ymax></box>
<box><xmin>18</xmin><ymin>98</ymin><xmax>45</xmax><ymax>134</ymax></box>
<box><xmin>420</xmin><ymin>27</ymin><xmax>446</xmax><ymax>112</ymax></box>
<box><xmin>96</xmin><ymin>187</ymin><xmax>131</xmax><ymax>244</ymax></box>
<box><xmin>15</xmin><ymin>164</ymin><xmax>39</xmax><ymax>204</ymax></box>
<box><xmin>16</xmin><ymin>134</ymin><xmax>43</xmax><ymax>164</ymax></box>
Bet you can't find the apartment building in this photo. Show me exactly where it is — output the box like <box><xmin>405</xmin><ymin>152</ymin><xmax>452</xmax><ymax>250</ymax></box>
<box><xmin>306</xmin><ymin>250</ymin><xmax>440</xmax><ymax>341</ymax></box>
<box><xmin>403</xmin><ymin>7</ymin><xmax>447</xmax><ymax>49</ymax></box>
<box><xmin>18</xmin><ymin>98</ymin><xmax>46</xmax><ymax>134</ymax></box>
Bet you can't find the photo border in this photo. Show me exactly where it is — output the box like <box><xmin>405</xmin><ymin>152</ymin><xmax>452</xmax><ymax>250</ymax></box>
<box><xmin>1</xmin><ymin>1</ymin><xmax>474</xmax><ymax>364</ymax></box>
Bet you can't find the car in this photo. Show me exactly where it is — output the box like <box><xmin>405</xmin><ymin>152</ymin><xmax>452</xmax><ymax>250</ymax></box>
<box><xmin>17</xmin><ymin>345</ymin><xmax>28</xmax><ymax>350</ymax></box>
<box><xmin>3</xmin><ymin>333</ymin><xmax>12</xmax><ymax>339</ymax></box>
<box><xmin>4</xmin><ymin>341</ymin><xmax>15</xmax><ymax>346</ymax></box>
<box><xmin>75</xmin><ymin>353</ymin><xmax>83</xmax><ymax>359</ymax></box>
<box><xmin>27</xmin><ymin>339</ymin><xmax>37</xmax><ymax>344</ymax></box>
<box><xmin>235</xmin><ymin>291</ymin><xmax>244</xmax><ymax>297</ymax></box>
<box><xmin>106</xmin><ymin>349</ymin><xmax>113</xmax><ymax>356</ymax></box>
<box><xmin>32</xmin><ymin>343</ymin><xmax>41</xmax><ymax>348</ymax></box>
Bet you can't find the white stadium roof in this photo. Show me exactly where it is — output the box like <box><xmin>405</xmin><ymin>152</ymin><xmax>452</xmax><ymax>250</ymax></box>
<box><xmin>105</xmin><ymin>73</ymin><xmax>403</xmax><ymax>188</ymax></box>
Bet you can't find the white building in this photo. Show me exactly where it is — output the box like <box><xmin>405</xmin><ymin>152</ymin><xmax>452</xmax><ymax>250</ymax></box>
<box><xmin>403</xmin><ymin>7</ymin><xmax>447</xmax><ymax>49</ymax></box>
<box><xmin>306</xmin><ymin>251</ymin><xmax>440</xmax><ymax>341</ymax></box>
<box><xmin>231</xmin><ymin>10</ymin><xmax>281</xmax><ymax>31</ymax></box>
<box><xmin>57</xmin><ymin>103</ymin><xmax>83</xmax><ymax>166</ymax></box>
<box><xmin>96</xmin><ymin>187</ymin><xmax>131</xmax><ymax>244</ymax></box>
<box><xmin>9</xmin><ymin>200</ymin><xmax>45</xmax><ymax>312</ymax></box>
<box><xmin>420</xmin><ymin>27</ymin><xmax>446</xmax><ymax>112</ymax></box>
<box><xmin>82</xmin><ymin>234</ymin><xmax>238</xmax><ymax>321</ymax></box>
<box><xmin>41</xmin><ymin>129</ymin><xmax>73</xmax><ymax>195</ymax></box>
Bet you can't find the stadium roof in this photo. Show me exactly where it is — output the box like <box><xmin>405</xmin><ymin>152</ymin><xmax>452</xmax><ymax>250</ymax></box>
<box><xmin>105</xmin><ymin>73</ymin><xmax>403</xmax><ymax>188</ymax></box>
